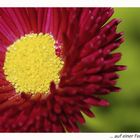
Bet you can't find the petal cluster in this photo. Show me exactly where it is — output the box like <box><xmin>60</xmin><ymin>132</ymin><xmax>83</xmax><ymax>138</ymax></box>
<box><xmin>0</xmin><ymin>8</ymin><xmax>125</xmax><ymax>132</ymax></box>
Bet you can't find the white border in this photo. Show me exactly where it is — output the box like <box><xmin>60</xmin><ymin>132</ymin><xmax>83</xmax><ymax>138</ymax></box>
<box><xmin>0</xmin><ymin>133</ymin><xmax>140</xmax><ymax>140</ymax></box>
<box><xmin>0</xmin><ymin>0</ymin><xmax>140</xmax><ymax>7</ymax></box>
<box><xmin>0</xmin><ymin>0</ymin><xmax>139</xmax><ymax>140</ymax></box>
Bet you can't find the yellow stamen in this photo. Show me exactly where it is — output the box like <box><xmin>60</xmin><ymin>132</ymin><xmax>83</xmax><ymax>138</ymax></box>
<box><xmin>3</xmin><ymin>33</ymin><xmax>63</xmax><ymax>94</ymax></box>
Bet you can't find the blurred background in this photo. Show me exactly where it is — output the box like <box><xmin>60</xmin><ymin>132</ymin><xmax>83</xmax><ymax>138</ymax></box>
<box><xmin>80</xmin><ymin>8</ymin><xmax>140</xmax><ymax>132</ymax></box>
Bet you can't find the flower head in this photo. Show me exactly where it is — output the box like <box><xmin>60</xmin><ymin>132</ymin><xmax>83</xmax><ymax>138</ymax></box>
<box><xmin>0</xmin><ymin>8</ymin><xmax>125</xmax><ymax>132</ymax></box>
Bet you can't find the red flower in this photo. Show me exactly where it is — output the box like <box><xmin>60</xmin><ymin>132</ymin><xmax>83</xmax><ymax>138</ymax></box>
<box><xmin>0</xmin><ymin>8</ymin><xmax>125</xmax><ymax>132</ymax></box>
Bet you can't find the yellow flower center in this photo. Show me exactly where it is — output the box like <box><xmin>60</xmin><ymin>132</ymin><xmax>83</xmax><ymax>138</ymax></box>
<box><xmin>3</xmin><ymin>33</ymin><xmax>63</xmax><ymax>94</ymax></box>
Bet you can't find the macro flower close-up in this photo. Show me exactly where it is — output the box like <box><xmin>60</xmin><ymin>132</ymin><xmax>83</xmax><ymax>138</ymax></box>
<box><xmin>0</xmin><ymin>8</ymin><xmax>125</xmax><ymax>132</ymax></box>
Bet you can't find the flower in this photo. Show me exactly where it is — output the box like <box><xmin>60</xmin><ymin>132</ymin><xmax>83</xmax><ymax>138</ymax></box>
<box><xmin>0</xmin><ymin>8</ymin><xmax>125</xmax><ymax>132</ymax></box>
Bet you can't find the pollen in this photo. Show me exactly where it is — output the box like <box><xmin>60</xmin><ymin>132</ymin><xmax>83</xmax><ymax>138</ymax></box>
<box><xmin>3</xmin><ymin>33</ymin><xmax>63</xmax><ymax>94</ymax></box>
